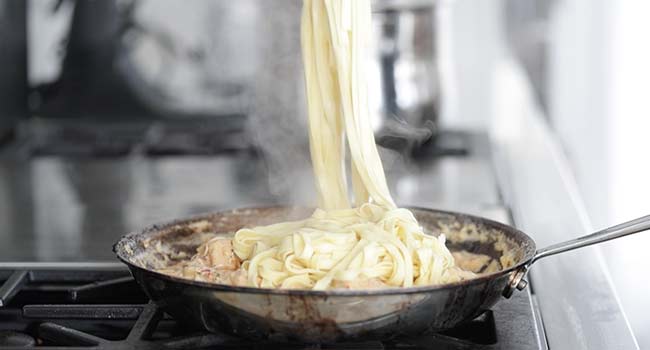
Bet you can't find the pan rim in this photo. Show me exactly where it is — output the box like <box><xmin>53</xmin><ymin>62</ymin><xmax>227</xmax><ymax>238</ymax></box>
<box><xmin>114</xmin><ymin>206</ymin><xmax>536</xmax><ymax>297</ymax></box>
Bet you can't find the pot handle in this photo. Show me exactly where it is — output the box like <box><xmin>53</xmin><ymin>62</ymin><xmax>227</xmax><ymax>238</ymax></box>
<box><xmin>503</xmin><ymin>214</ymin><xmax>650</xmax><ymax>298</ymax></box>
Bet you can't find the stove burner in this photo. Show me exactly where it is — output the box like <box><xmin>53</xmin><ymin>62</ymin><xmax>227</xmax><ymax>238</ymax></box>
<box><xmin>0</xmin><ymin>331</ymin><xmax>36</xmax><ymax>347</ymax></box>
<box><xmin>0</xmin><ymin>265</ymin><xmax>545</xmax><ymax>349</ymax></box>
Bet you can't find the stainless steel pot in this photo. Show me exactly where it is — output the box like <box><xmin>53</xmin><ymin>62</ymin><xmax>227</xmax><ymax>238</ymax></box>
<box><xmin>371</xmin><ymin>0</ymin><xmax>440</xmax><ymax>148</ymax></box>
<box><xmin>114</xmin><ymin>206</ymin><xmax>650</xmax><ymax>342</ymax></box>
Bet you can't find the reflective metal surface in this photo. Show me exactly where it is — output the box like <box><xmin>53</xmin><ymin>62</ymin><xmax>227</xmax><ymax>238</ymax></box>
<box><xmin>371</xmin><ymin>2</ymin><xmax>439</xmax><ymax>140</ymax></box>
<box><xmin>115</xmin><ymin>207</ymin><xmax>535</xmax><ymax>342</ymax></box>
<box><xmin>0</xmin><ymin>132</ymin><xmax>502</xmax><ymax>262</ymax></box>
<box><xmin>0</xmin><ymin>153</ymin><xmax>278</xmax><ymax>261</ymax></box>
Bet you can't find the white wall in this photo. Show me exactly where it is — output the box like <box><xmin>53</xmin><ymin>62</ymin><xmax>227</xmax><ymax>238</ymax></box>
<box><xmin>607</xmin><ymin>2</ymin><xmax>650</xmax><ymax>224</ymax></box>
<box><xmin>603</xmin><ymin>1</ymin><xmax>650</xmax><ymax>348</ymax></box>
<box><xmin>548</xmin><ymin>0</ymin><xmax>650</xmax><ymax>347</ymax></box>
<box><xmin>547</xmin><ymin>0</ymin><xmax>610</xmax><ymax>228</ymax></box>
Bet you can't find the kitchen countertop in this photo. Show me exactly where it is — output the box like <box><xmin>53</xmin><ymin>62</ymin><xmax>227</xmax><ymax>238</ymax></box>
<box><xmin>0</xmin><ymin>135</ymin><xmax>505</xmax><ymax>262</ymax></box>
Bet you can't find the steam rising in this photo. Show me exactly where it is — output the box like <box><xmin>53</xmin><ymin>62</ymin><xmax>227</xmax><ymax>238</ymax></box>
<box><xmin>246</xmin><ymin>1</ymin><xmax>316</xmax><ymax>206</ymax></box>
<box><xmin>244</xmin><ymin>1</ymin><xmax>419</xmax><ymax>207</ymax></box>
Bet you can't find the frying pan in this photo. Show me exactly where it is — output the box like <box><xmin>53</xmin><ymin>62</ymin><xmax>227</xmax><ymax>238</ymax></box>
<box><xmin>113</xmin><ymin>207</ymin><xmax>649</xmax><ymax>342</ymax></box>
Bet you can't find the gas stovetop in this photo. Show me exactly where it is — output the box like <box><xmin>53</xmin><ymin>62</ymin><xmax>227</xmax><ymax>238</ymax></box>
<box><xmin>0</xmin><ymin>124</ymin><xmax>549</xmax><ymax>349</ymax></box>
<box><xmin>0</xmin><ymin>265</ymin><xmax>546</xmax><ymax>350</ymax></box>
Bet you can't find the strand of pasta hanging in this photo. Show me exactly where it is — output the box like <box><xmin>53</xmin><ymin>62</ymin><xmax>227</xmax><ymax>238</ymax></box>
<box><xmin>228</xmin><ymin>0</ymin><xmax>465</xmax><ymax>290</ymax></box>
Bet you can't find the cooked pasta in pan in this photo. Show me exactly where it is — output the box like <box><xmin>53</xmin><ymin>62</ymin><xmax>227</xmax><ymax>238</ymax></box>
<box><xmin>158</xmin><ymin>0</ymin><xmax>475</xmax><ymax>290</ymax></box>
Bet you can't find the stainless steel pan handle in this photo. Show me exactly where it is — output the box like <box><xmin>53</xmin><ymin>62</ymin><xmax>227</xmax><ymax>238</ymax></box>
<box><xmin>531</xmin><ymin>214</ymin><xmax>650</xmax><ymax>263</ymax></box>
<box><xmin>504</xmin><ymin>214</ymin><xmax>650</xmax><ymax>297</ymax></box>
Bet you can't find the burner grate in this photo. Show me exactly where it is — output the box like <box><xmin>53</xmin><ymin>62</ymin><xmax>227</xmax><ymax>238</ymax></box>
<box><xmin>0</xmin><ymin>271</ymin><xmax>27</xmax><ymax>307</ymax></box>
<box><xmin>23</xmin><ymin>305</ymin><xmax>144</xmax><ymax>319</ymax></box>
<box><xmin>32</xmin><ymin>303</ymin><xmax>387</xmax><ymax>350</ymax></box>
<box><xmin>0</xmin><ymin>265</ymin><xmax>543</xmax><ymax>349</ymax></box>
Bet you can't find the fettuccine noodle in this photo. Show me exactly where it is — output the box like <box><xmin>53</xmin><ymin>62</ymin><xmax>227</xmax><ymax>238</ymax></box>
<box><xmin>227</xmin><ymin>0</ymin><xmax>469</xmax><ymax>290</ymax></box>
<box><xmin>157</xmin><ymin>0</ymin><xmax>471</xmax><ymax>290</ymax></box>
